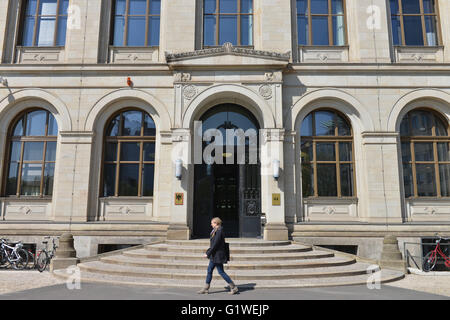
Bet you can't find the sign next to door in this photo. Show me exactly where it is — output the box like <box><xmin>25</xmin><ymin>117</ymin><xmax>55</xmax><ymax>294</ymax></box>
<box><xmin>272</xmin><ymin>194</ymin><xmax>281</xmax><ymax>206</ymax></box>
<box><xmin>175</xmin><ymin>193</ymin><xmax>184</xmax><ymax>206</ymax></box>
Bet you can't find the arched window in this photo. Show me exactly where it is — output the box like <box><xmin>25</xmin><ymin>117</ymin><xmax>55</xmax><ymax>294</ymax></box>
<box><xmin>300</xmin><ymin>109</ymin><xmax>355</xmax><ymax>198</ymax></box>
<box><xmin>400</xmin><ymin>109</ymin><xmax>450</xmax><ymax>198</ymax></box>
<box><xmin>4</xmin><ymin>109</ymin><xmax>58</xmax><ymax>197</ymax></box>
<box><xmin>102</xmin><ymin>109</ymin><xmax>156</xmax><ymax>197</ymax></box>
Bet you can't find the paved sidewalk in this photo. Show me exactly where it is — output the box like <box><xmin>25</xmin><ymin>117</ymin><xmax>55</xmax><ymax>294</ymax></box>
<box><xmin>0</xmin><ymin>270</ymin><xmax>448</xmax><ymax>300</ymax></box>
<box><xmin>0</xmin><ymin>282</ymin><xmax>447</xmax><ymax>300</ymax></box>
<box><xmin>0</xmin><ymin>271</ymin><xmax>65</xmax><ymax>295</ymax></box>
<box><xmin>385</xmin><ymin>274</ymin><xmax>450</xmax><ymax>297</ymax></box>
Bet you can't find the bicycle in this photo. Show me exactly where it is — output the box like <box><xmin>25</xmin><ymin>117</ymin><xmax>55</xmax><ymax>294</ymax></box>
<box><xmin>423</xmin><ymin>235</ymin><xmax>450</xmax><ymax>272</ymax></box>
<box><xmin>0</xmin><ymin>239</ymin><xmax>29</xmax><ymax>270</ymax></box>
<box><xmin>35</xmin><ymin>237</ymin><xmax>58</xmax><ymax>272</ymax></box>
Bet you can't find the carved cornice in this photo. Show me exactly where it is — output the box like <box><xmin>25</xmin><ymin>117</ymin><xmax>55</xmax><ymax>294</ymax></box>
<box><xmin>165</xmin><ymin>42</ymin><xmax>291</xmax><ymax>63</ymax></box>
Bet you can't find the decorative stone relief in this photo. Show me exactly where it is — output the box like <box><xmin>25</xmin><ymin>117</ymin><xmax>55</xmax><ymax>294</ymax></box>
<box><xmin>424</xmin><ymin>207</ymin><xmax>437</xmax><ymax>216</ymax></box>
<box><xmin>16</xmin><ymin>47</ymin><xmax>63</xmax><ymax>64</ymax></box>
<box><xmin>119</xmin><ymin>206</ymin><xmax>131</xmax><ymax>215</ymax></box>
<box><xmin>259</xmin><ymin>84</ymin><xmax>273</xmax><ymax>100</ymax></box>
<box><xmin>166</xmin><ymin>42</ymin><xmax>291</xmax><ymax>62</ymax></box>
<box><xmin>265</xmin><ymin>72</ymin><xmax>282</xmax><ymax>82</ymax></box>
<box><xmin>20</xmin><ymin>206</ymin><xmax>32</xmax><ymax>215</ymax></box>
<box><xmin>317</xmin><ymin>53</ymin><xmax>328</xmax><ymax>62</ymax></box>
<box><xmin>174</xmin><ymin>72</ymin><xmax>192</xmax><ymax>82</ymax></box>
<box><xmin>183</xmin><ymin>85</ymin><xmax>197</xmax><ymax>100</ymax></box>
<box><xmin>394</xmin><ymin>46</ymin><xmax>444</xmax><ymax>63</ymax></box>
<box><xmin>299</xmin><ymin>46</ymin><xmax>348</xmax><ymax>63</ymax></box>
<box><xmin>261</xmin><ymin>129</ymin><xmax>285</xmax><ymax>143</ymax></box>
<box><xmin>324</xmin><ymin>206</ymin><xmax>336</xmax><ymax>215</ymax></box>
<box><xmin>172</xmin><ymin>131</ymin><xmax>191</xmax><ymax>143</ymax></box>
<box><xmin>109</xmin><ymin>47</ymin><xmax>157</xmax><ymax>63</ymax></box>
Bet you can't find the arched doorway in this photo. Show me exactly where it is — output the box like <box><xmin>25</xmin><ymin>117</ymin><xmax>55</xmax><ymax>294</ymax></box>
<box><xmin>193</xmin><ymin>104</ymin><xmax>261</xmax><ymax>238</ymax></box>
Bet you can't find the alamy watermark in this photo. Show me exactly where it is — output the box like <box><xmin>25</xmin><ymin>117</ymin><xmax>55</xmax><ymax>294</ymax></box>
<box><xmin>65</xmin><ymin>265</ymin><xmax>81</xmax><ymax>290</ymax></box>
<box><xmin>366</xmin><ymin>265</ymin><xmax>381</xmax><ymax>290</ymax></box>
<box><xmin>171</xmin><ymin>121</ymin><xmax>282</xmax><ymax>176</ymax></box>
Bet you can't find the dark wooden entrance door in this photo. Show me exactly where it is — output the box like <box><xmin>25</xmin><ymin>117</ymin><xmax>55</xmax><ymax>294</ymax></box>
<box><xmin>193</xmin><ymin>104</ymin><xmax>261</xmax><ymax>239</ymax></box>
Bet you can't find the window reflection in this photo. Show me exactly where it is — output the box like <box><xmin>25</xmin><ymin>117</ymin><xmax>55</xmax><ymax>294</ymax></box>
<box><xmin>400</xmin><ymin>109</ymin><xmax>450</xmax><ymax>198</ymax></box>
<box><xmin>300</xmin><ymin>109</ymin><xmax>354</xmax><ymax>198</ymax></box>
<box><xmin>103</xmin><ymin>109</ymin><xmax>156</xmax><ymax>197</ymax></box>
<box><xmin>5</xmin><ymin>109</ymin><xmax>58</xmax><ymax>197</ymax></box>
<box><xmin>112</xmin><ymin>0</ymin><xmax>161</xmax><ymax>47</ymax></box>
<box><xmin>390</xmin><ymin>0</ymin><xmax>439</xmax><ymax>46</ymax></box>
<box><xmin>21</xmin><ymin>0</ymin><xmax>69</xmax><ymax>46</ymax></box>
<box><xmin>297</xmin><ymin>0</ymin><xmax>346</xmax><ymax>46</ymax></box>
<box><xmin>204</xmin><ymin>0</ymin><xmax>253</xmax><ymax>46</ymax></box>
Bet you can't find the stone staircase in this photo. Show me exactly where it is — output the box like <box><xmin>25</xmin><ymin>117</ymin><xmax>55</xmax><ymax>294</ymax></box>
<box><xmin>53</xmin><ymin>239</ymin><xmax>405</xmax><ymax>289</ymax></box>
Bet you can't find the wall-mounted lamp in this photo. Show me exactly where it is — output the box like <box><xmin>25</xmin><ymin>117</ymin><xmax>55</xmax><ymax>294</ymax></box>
<box><xmin>175</xmin><ymin>159</ymin><xmax>183</xmax><ymax>180</ymax></box>
<box><xmin>0</xmin><ymin>77</ymin><xmax>7</xmax><ymax>86</ymax></box>
<box><xmin>273</xmin><ymin>159</ymin><xmax>280</xmax><ymax>181</ymax></box>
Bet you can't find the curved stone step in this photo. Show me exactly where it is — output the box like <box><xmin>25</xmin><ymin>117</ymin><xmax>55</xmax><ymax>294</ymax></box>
<box><xmin>76</xmin><ymin>260</ymin><xmax>378</xmax><ymax>280</ymax></box>
<box><xmin>122</xmin><ymin>248</ymin><xmax>331</xmax><ymax>261</ymax></box>
<box><xmin>165</xmin><ymin>240</ymin><xmax>292</xmax><ymax>247</ymax></box>
<box><xmin>145</xmin><ymin>243</ymin><xmax>312</xmax><ymax>254</ymax></box>
<box><xmin>53</xmin><ymin>268</ymin><xmax>405</xmax><ymax>289</ymax></box>
<box><xmin>99</xmin><ymin>254</ymin><xmax>356</xmax><ymax>270</ymax></box>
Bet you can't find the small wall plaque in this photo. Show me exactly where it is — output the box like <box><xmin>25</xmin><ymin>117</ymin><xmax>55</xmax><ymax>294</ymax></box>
<box><xmin>272</xmin><ymin>193</ymin><xmax>281</xmax><ymax>206</ymax></box>
<box><xmin>175</xmin><ymin>193</ymin><xmax>184</xmax><ymax>206</ymax></box>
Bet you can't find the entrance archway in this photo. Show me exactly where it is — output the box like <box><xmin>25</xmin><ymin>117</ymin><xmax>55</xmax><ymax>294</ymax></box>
<box><xmin>193</xmin><ymin>104</ymin><xmax>261</xmax><ymax>238</ymax></box>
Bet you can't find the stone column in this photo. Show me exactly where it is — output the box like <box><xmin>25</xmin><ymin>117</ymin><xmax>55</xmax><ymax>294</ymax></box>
<box><xmin>438</xmin><ymin>0</ymin><xmax>450</xmax><ymax>62</ymax></box>
<box><xmin>167</xmin><ymin>129</ymin><xmax>191</xmax><ymax>240</ymax></box>
<box><xmin>261</xmin><ymin>129</ymin><xmax>289</xmax><ymax>241</ymax></box>
<box><xmin>347</xmin><ymin>0</ymin><xmax>392</xmax><ymax>63</ymax></box>
<box><xmin>159</xmin><ymin>0</ymin><xmax>196</xmax><ymax>60</ymax></box>
<box><xmin>52</xmin><ymin>132</ymin><xmax>94</xmax><ymax>222</ymax></box>
<box><xmin>360</xmin><ymin>132</ymin><xmax>403</xmax><ymax>223</ymax></box>
<box><xmin>65</xmin><ymin>0</ymin><xmax>102</xmax><ymax>64</ymax></box>
<box><xmin>258</xmin><ymin>0</ymin><xmax>292</xmax><ymax>53</ymax></box>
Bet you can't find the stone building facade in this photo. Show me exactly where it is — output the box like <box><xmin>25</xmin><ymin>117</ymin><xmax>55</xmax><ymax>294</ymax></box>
<box><xmin>0</xmin><ymin>0</ymin><xmax>449</xmax><ymax>259</ymax></box>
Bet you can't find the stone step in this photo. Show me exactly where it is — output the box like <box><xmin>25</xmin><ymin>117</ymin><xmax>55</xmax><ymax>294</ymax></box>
<box><xmin>165</xmin><ymin>240</ymin><xmax>292</xmax><ymax>247</ymax></box>
<box><xmin>145</xmin><ymin>243</ymin><xmax>312</xmax><ymax>254</ymax></box>
<box><xmin>76</xmin><ymin>260</ymin><xmax>378</xmax><ymax>280</ymax></box>
<box><xmin>53</xmin><ymin>268</ymin><xmax>405</xmax><ymax>289</ymax></box>
<box><xmin>99</xmin><ymin>254</ymin><xmax>356</xmax><ymax>270</ymax></box>
<box><xmin>122</xmin><ymin>248</ymin><xmax>331</xmax><ymax>261</ymax></box>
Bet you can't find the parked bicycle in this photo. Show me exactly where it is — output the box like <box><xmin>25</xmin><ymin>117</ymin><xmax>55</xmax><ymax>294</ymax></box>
<box><xmin>36</xmin><ymin>236</ymin><xmax>58</xmax><ymax>272</ymax></box>
<box><xmin>0</xmin><ymin>239</ymin><xmax>29</xmax><ymax>270</ymax></box>
<box><xmin>423</xmin><ymin>235</ymin><xmax>450</xmax><ymax>272</ymax></box>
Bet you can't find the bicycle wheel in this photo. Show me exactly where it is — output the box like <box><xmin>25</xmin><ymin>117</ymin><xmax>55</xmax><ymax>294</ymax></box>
<box><xmin>423</xmin><ymin>251</ymin><xmax>437</xmax><ymax>272</ymax></box>
<box><xmin>13</xmin><ymin>249</ymin><xmax>29</xmax><ymax>270</ymax></box>
<box><xmin>36</xmin><ymin>251</ymin><xmax>48</xmax><ymax>272</ymax></box>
